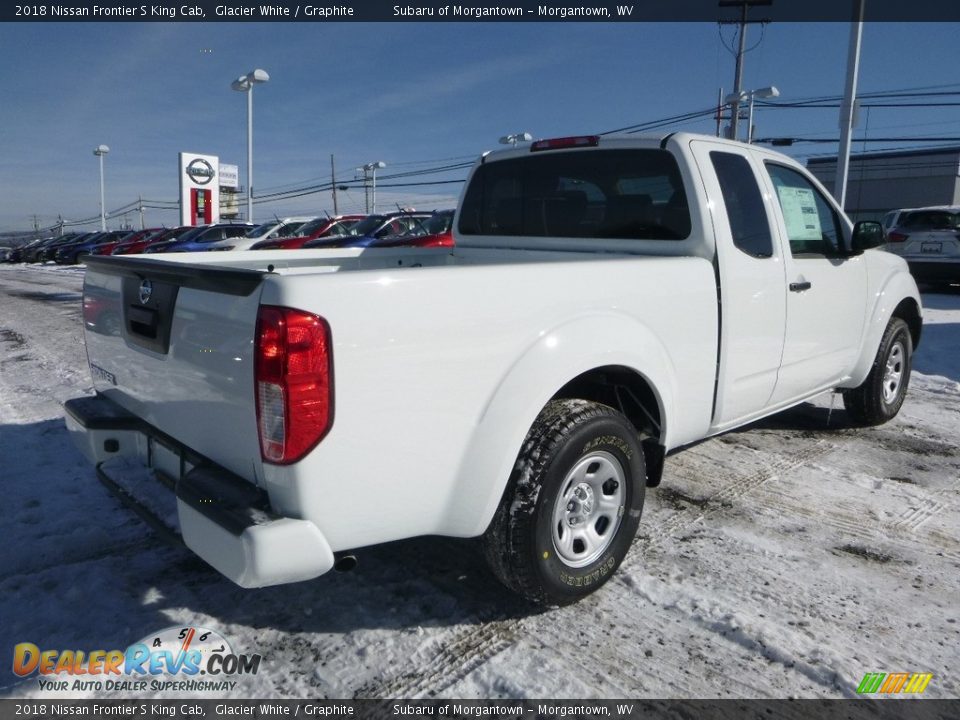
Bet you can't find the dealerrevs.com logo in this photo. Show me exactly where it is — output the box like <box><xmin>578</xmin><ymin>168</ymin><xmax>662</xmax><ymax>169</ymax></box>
<box><xmin>12</xmin><ymin>626</ymin><xmax>262</xmax><ymax>693</ymax></box>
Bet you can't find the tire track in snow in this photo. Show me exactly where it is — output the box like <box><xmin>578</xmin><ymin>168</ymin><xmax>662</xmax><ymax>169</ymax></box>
<box><xmin>749</xmin><ymin>482</ymin><xmax>960</xmax><ymax>562</ymax></box>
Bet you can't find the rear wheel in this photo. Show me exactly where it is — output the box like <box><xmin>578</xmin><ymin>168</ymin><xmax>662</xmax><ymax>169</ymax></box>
<box><xmin>482</xmin><ymin>399</ymin><xmax>645</xmax><ymax>605</ymax></box>
<box><xmin>843</xmin><ymin>317</ymin><xmax>912</xmax><ymax>426</ymax></box>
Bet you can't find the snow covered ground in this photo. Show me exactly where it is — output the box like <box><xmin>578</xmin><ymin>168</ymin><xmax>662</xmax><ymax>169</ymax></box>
<box><xmin>0</xmin><ymin>262</ymin><xmax>958</xmax><ymax>700</ymax></box>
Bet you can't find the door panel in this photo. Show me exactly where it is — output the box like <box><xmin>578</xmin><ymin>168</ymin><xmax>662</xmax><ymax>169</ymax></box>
<box><xmin>762</xmin><ymin>162</ymin><xmax>867</xmax><ymax>404</ymax></box>
<box><xmin>691</xmin><ymin>142</ymin><xmax>787</xmax><ymax>428</ymax></box>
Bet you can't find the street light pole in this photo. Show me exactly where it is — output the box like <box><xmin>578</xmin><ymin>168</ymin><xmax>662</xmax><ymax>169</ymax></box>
<box><xmin>361</xmin><ymin>161</ymin><xmax>386</xmax><ymax>214</ymax></box>
<box><xmin>93</xmin><ymin>144</ymin><xmax>109</xmax><ymax>231</ymax></box>
<box><xmin>231</xmin><ymin>68</ymin><xmax>270</xmax><ymax>223</ymax></box>
<box><xmin>747</xmin><ymin>86</ymin><xmax>779</xmax><ymax>144</ymax></box>
<box><xmin>835</xmin><ymin>0</ymin><xmax>865</xmax><ymax>209</ymax></box>
<box><xmin>725</xmin><ymin>86</ymin><xmax>779</xmax><ymax>143</ymax></box>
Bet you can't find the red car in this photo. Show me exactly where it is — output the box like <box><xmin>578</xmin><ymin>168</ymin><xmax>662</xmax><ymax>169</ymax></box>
<box><xmin>367</xmin><ymin>209</ymin><xmax>454</xmax><ymax>249</ymax></box>
<box><xmin>250</xmin><ymin>214</ymin><xmax>366</xmax><ymax>250</ymax></box>
<box><xmin>112</xmin><ymin>226</ymin><xmax>193</xmax><ymax>255</ymax></box>
<box><xmin>92</xmin><ymin>228</ymin><xmax>164</xmax><ymax>256</ymax></box>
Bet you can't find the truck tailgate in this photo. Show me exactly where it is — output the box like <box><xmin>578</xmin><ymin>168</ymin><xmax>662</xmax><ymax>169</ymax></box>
<box><xmin>82</xmin><ymin>256</ymin><xmax>265</xmax><ymax>481</ymax></box>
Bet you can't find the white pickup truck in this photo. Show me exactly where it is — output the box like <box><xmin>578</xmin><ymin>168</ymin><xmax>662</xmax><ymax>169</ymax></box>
<box><xmin>65</xmin><ymin>132</ymin><xmax>922</xmax><ymax>605</ymax></box>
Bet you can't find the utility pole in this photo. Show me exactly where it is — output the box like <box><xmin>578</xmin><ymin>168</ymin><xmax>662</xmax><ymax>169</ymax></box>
<box><xmin>138</xmin><ymin>195</ymin><xmax>145</xmax><ymax>230</ymax></box>
<box><xmin>715</xmin><ymin>88</ymin><xmax>724</xmax><ymax>137</ymax></box>
<box><xmin>331</xmin><ymin>154</ymin><xmax>338</xmax><ymax>215</ymax></box>
<box><xmin>719</xmin><ymin>0</ymin><xmax>772</xmax><ymax>141</ymax></box>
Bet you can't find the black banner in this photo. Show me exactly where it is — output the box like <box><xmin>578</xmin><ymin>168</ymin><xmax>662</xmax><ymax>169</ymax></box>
<box><xmin>0</xmin><ymin>700</ymin><xmax>958</xmax><ymax>720</ymax></box>
<box><xmin>4</xmin><ymin>0</ymin><xmax>960</xmax><ymax>23</ymax></box>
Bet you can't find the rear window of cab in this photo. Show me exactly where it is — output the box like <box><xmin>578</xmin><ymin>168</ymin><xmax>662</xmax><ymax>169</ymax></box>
<box><xmin>458</xmin><ymin>149</ymin><xmax>691</xmax><ymax>240</ymax></box>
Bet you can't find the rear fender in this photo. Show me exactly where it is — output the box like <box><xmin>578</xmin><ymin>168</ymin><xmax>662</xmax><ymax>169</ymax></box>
<box><xmin>440</xmin><ymin>312</ymin><xmax>675</xmax><ymax>537</ymax></box>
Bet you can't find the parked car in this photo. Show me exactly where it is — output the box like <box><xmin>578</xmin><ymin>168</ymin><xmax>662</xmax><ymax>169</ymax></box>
<box><xmin>251</xmin><ymin>215</ymin><xmax>367</xmax><ymax>250</ymax></box>
<box><xmin>19</xmin><ymin>234</ymin><xmax>80</xmax><ymax>263</ymax></box>
<box><xmin>144</xmin><ymin>223</ymin><xmax>253</xmax><ymax>253</ymax></box>
<box><xmin>309</xmin><ymin>211</ymin><xmax>432</xmax><ymax>249</ymax></box>
<box><xmin>207</xmin><ymin>217</ymin><xmax>316</xmax><ymax>252</ymax></box>
<box><xmin>881</xmin><ymin>207</ymin><xmax>913</xmax><ymax>234</ymax></box>
<box><xmin>112</xmin><ymin>226</ymin><xmax>192</xmax><ymax>255</ymax></box>
<box><xmin>6</xmin><ymin>236</ymin><xmax>49</xmax><ymax>263</ymax></box>
<box><xmin>884</xmin><ymin>206</ymin><xmax>960</xmax><ymax>286</ymax></box>
<box><xmin>55</xmin><ymin>230</ymin><xmax>131</xmax><ymax>264</ymax></box>
<box><xmin>36</xmin><ymin>233</ymin><xmax>97</xmax><ymax>262</ymax></box>
<box><xmin>367</xmin><ymin>209</ymin><xmax>455</xmax><ymax>249</ymax></box>
<box><xmin>92</xmin><ymin>228</ymin><xmax>164</xmax><ymax>256</ymax></box>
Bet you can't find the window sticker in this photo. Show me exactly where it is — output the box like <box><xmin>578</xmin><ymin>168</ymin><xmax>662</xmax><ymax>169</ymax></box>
<box><xmin>776</xmin><ymin>185</ymin><xmax>822</xmax><ymax>241</ymax></box>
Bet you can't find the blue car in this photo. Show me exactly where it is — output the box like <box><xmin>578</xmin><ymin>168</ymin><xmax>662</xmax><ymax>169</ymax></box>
<box><xmin>306</xmin><ymin>211</ymin><xmax>432</xmax><ymax>249</ymax></box>
<box><xmin>144</xmin><ymin>223</ymin><xmax>253</xmax><ymax>253</ymax></box>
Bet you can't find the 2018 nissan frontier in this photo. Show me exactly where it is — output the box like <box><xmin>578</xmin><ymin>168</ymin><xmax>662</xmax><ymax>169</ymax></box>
<box><xmin>65</xmin><ymin>132</ymin><xmax>922</xmax><ymax>605</ymax></box>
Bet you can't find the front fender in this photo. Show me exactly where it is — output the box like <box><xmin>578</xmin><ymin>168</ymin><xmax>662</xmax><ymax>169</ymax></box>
<box><xmin>438</xmin><ymin>311</ymin><xmax>682</xmax><ymax>538</ymax></box>
<box><xmin>843</xmin><ymin>254</ymin><xmax>922</xmax><ymax>388</ymax></box>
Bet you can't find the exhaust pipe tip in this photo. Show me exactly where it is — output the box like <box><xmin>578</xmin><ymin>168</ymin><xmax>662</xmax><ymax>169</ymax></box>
<box><xmin>333</xmin><ymin>554</ymin><xmax>358</xmax><ymax>573</ymax></box>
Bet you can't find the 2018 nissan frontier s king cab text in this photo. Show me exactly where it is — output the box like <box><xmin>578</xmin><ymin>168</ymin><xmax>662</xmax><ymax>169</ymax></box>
<box><xmin>64</xmin><ymin>132</ymin><xmax>922</xmax><ymax>605</ymax></box>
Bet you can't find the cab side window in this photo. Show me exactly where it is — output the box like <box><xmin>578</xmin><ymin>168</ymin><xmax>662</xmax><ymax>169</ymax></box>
<box><xmin>710</xmin><ymin>151</ymin><xmax>773</xmax><ymax>258</ymax></box>
<box><xmin>765</xmin><ymin>163</ymin><xmax>844</xmax><ymax>257</ymax></box>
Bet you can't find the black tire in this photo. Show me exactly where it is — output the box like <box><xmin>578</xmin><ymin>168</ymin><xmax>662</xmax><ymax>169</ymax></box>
<box><xmin>482</xmin><ymin>399</ymin><xmax>645</xmax><ymax>605</ymax></box>
<box><xmin>843</xmin><ymin>317</ymin><xmax>912</xmax><ymax>426</ymax></box>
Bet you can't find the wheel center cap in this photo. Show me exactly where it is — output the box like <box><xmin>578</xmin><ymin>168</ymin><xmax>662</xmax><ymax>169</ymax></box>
<box><xmin>566</xmin><ymin>483</ymin><xmax>595</xmax><ymax>525</ymax></box>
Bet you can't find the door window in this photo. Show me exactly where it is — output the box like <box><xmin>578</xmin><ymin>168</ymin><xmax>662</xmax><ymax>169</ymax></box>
<box><xmin>765</xmin><ymin>163</ymin><xmax>844</xmax><ymax>257</ymax></box>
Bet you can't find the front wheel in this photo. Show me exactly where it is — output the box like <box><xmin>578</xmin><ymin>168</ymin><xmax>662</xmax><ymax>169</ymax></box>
<box><xmin>482</xmin><ymin>399</ymin><xmax>645</xmax><ymax>605</ymax></box>
<box><xmin>843</xmin><ymin>317</ymin><xmax>913</xmax><ymax>426</ymax></box>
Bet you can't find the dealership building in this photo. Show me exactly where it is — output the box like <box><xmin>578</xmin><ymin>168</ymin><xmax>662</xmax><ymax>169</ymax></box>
<box><xmin>806</xmin><ymin>145</ymin><xmax>960</xmax><ymax>222</ymax></box>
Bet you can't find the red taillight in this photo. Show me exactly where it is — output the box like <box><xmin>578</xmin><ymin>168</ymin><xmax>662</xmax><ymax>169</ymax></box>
<box><xmin>82</xmin><ymin>296</ymin><xmax>98</xmax><ymax>323</ymax></box>
<box><xmin>530</xmin><ymin>135</ymin><xmax>600</xmax><ymax>152</ymax></box>
<box><xmin>887</xmin><ymin>231</ymin><xmax>908</xmax><ymax>243</ymax></box>
<box><xmin>255</xmin><ymin>306</ymin><xmax>333</xmax><ymax>465</ymax></box>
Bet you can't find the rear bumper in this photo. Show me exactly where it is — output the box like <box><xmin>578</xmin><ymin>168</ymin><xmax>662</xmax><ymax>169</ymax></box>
<box><xmin>902</xmin><ymin>258</ymin><xmax>959</xmax><ymax>284</ymax></box>
<box><xmin>64</xmin><ymin>394</ymin><xmax>335</xmax><ymax>588</ymax></box>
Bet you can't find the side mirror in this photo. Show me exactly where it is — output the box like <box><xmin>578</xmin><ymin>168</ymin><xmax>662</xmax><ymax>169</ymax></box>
<box><xmin>849</xmin><ymin>220</ymin><xmax>885</xmax><ymax>255</ymax></box>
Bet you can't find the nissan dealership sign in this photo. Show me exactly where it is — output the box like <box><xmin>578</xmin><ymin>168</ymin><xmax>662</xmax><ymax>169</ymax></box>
<box><xmin>178</xmin><ymin>152</ymin><xmax>220</xmax><ymax>225</ymax></box>
<box><xmin>185</xmin><ymin>157</ymin><xmax>216</xmax><ymax>185</ymax></box>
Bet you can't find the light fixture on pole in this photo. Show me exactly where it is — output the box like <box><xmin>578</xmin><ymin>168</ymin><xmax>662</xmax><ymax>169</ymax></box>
<box><xmin>93</xmin><ymin>144</ymin><xmax>110</xmax><ymax>231</ymax></box>
<box><xmin>499</xmin><ymin>132</ymin><xmax>533</xmax><ymax>146</ymax></box>
<box><xmin>231</xmin><ymin>68</ymin><xmax>269</xmax><ymax>223</ymax></box>
<box><xmin>359</xmin><ymin>161</ymin><xmax>386</xmax><ymax>213</ymax></box>
<box><xmin>725</xmin><ymin>86</ymin><xmax>779</xmax><ymax>143</ymax></box>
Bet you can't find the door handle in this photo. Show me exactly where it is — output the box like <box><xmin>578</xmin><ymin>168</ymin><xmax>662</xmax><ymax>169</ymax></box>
<box><xmin>789</xmin><ymin>281</ymin><xmax>812</xmax><ymax>292</ymax></box>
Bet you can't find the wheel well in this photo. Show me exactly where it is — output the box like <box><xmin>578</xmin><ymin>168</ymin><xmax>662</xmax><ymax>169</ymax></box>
<box><xmin>893</xmin><ymin>297</ymin><xmax>922</xmax><ymax>350</ymax></box>
<box><xmin>551</xmin><ymin>365</ymin><xmax>666</xmax><ymax>487</ymax></box>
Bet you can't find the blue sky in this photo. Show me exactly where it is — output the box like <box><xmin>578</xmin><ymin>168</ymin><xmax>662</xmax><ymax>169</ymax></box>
<box><xmin>1</xmin><ymin>21</ymin><xmax>959</xmax><ymax>232</ymax></box>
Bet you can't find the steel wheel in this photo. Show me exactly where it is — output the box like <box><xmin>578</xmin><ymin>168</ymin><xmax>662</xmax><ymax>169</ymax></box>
<box><xmin>551</xmin><ymin>450</ymin><xmax>625</xmax><ymax>568</ymax></box>
<box><xmin>882</xmin><ymin>341</ymin><xmax>905</xmax><ymax>404</ymax></box>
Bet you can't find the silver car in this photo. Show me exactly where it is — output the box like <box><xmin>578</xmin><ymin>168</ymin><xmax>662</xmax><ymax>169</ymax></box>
<box><xmin>884</xmin><ymin>205</ymin><xmax>960</xmax><ymax>287</ymax></box>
